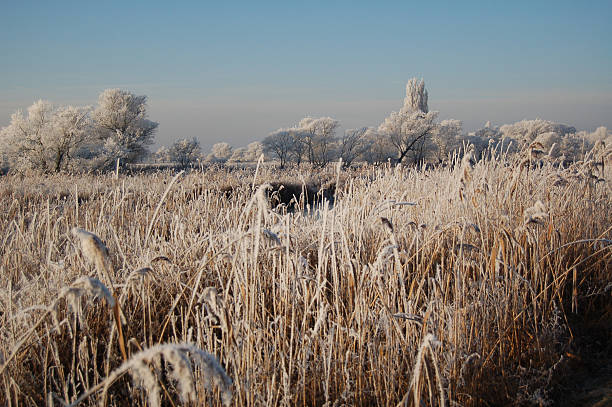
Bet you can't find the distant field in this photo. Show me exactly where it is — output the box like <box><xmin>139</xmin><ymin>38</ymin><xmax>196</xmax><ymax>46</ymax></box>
<box><xmin>0</xmin><ymin>153</ymin><xmax>610</xmax><ymax>406</ymax></box>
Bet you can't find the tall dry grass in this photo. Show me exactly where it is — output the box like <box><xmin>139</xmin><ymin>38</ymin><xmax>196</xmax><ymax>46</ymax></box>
<box><xmin>0</xmin><ymin>151</ymin><xmax>610</xmax><ymax>406</ymax></box>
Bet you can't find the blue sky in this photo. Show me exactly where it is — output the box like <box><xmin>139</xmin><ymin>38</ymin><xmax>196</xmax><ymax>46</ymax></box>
<box><xmin>1</xmin><ymin>1</ymin><xmax>611</xmax><ymax>150</ymax></box>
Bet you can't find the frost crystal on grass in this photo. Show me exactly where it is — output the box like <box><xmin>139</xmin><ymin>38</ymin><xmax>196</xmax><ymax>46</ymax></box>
<box><xmin>373</xmin><ymin>244</ymin><xmax>398</xmax><ymax>272</ymax></box>
<box><xmin>65</xmin><ymin>277</ymin><xmax>115</xmax><ymax>324</ymax></box>
<box><xmin>164</xmin><ymin>346</ymin><xmax>196</xmax><ymax>403</ymax></box>
<box><xmin>68</xmin><ymin>276</ymin><xmax>115</xmax><ymax>307</ymax></box>
<box><xmin>71</xmin><ymin>228</ymin><xmax>111</xmax><ymax>271</ymax></box>
<box><xmin>80</xmin><ymin>343</ymin><xmax>232</xmax><ymax>407</ymax></box>
<box><xmin>524</xmin><ymin>200</ymin><xmax>548</xmax><ymax>225</ymax></box>
<box><xmin>132</xmin><ymin>358</ymin><xmax>161</xmax><ymax>407</ymax></box>
<box><xmin>71</xmin><ymin>227</ymin><xmax>114</xmax><ymax>287</ymax></box>
<box><xmin>255</xmin><ymin>183</ymin><xmax>271</xmax><ymax>212</ymax></box>
<box><xmin>184</xmin><ymin>345</ymin><xmax>234</xmax><ymax>406</ymax></box>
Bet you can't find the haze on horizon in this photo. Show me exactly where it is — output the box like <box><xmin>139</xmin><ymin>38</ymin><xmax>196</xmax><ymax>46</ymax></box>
<box><xmin>1</xmin><ymin>0</ymin><xmax>611</xmax><ymax>151</ymax></box>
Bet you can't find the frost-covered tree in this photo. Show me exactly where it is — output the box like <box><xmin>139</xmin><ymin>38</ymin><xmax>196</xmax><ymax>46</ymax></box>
<box><xmin>361</xmin><ymin>129</ymin><xmax>396</xmax><ymax>164</ymax></box>
<box><xmin>530</xmin><ymin>131</ymin><xmax>585</xmax><ymax>163</ymax></box>
<box><xmin>499</xmin><ymin>119</ymin><xmax>575</xmax><ymax>148</ymax></box>
<box><xmin>243</xmin><ymin>141</ymin><xmax>264</xmax><ymax>162</ymax></box>
<box><xmin>205</xmin><ymin>142</ymin><xmax>233</xmax><ymax>163</ymax></box>
<box><xmin>379</xmin><ymin>110</ymin><xmax>438</xmax><ymax>164</ymax></box>
<box><xmin>49</xmin><ymin>105</ymin><xmax>93</xmax><ymax>171</ymax></box>
<box><xmin>296</xmin><ymin>119</ymin><xmax>317</xmax><ymax>165</ymax></box>
<box><xmin>168</xmin><ymin>137</ymin><xmax>201</xmax><ymax>167</ymax></box>
<box><xmin>154</xmin><ymin>145</ymin><xmax>171</xmax><ymax>163</ymax></box>
<box><xmin>463</xmin><ymin>133</ymin><xmax>497</xmax><ymax>161</ymax></box>
<box><xmin>474</xmin><ymin>121</ymin><xmax>503</xmax><ymax>140</ymax></box>
<box><xmin>584</xmin><ymin>128</ymin><xmax>612</xmax><ymax>179</ymax></box>
<box><xmin>582</xmin><ymin>126</ymin><xmax>611</xmax><ymax>145</ymax></box>
<box><xmin>228</xmin><ymin>147</ymin><xmax>246</xmax><ymax>163</ymax></box>
<box><xmin>431</xmin><ymin>119</ymin><xmax>462</xmax><ymax>163</ymax></box>
<box><xmin>263</xmin><ymin>129</ymin><xmax>296</xmax><ymax>168</ymax></box>
<box><xmin>225</xmin><ymin>142</ymin><xmax>262</xmax><ymax>164</ymax></box>
<box><xmin>558</xmin><ymin>134</ymin><xmax>586</xmax><ymax>163</ymax></box>
<box><xmin>533</xmin><ymin>132</ymin><xmax>562</xmax><ymax>153</ymax></box>
<box><xmin>212</xmin><ymin>142</ymin><xmax>233</xmax><ymax>161</ymax></box>
<box><xmin>466</xmin><ymin>122</ymin><xmax>514</xmax><ymax>159</ymax></box>
<box><xmin>297</xmin><ymin>117</ymin><xmax>340</xmax><ymax>167</ymax></box>
<box><xmin>0</xmin><ymin>100</ymin><xmax>92</xmax><ymax>172</ymax></box>
<box><xmin>0</xmin><ymin>100</ymin><xmax>54</xmax><ymax>172</ymax></box>
<box><xmin>402</xmin><ymin>78</ymin><xmax>429</xmax><ymax>114</ymax></box>
<box><xmin>379</xmin><ymin>78</ymin><xmax>438</xmax><ymax>164</ymax></box>
<box><xmin>92</xmin><ymin>89</ymin><xmax>158</xmax><ymax>166</ymax></box>
<box><xmin>290</xmin><ymin>130</ymin><xmax>307</xmax><ymax>166</ymax></box>
<box><xmin>577</xmin><ymin>127</ymin><xmax>612</xmax><ymax>175</ymax></box>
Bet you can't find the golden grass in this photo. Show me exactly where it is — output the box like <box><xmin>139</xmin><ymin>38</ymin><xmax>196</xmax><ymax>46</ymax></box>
<box><xmin>0</xmin><ymin>155</ymin><xmax>610</xmax><ymax>406</ymax></box>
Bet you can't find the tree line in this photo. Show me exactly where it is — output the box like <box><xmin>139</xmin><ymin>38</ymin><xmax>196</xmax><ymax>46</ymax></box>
<box><xmin>156</xmin><ymin>78</ymin><xmax>611</xmax><ymax>170</ymax></box>
<box><xmin>258</xmin><ymin>78</ymin><xmax>610</xmax><ymax>168</ymax></box>
<box><xmin>2</xmin><ymin>79</ymin><xmax>611</xmax><ymax>173</ymax></box>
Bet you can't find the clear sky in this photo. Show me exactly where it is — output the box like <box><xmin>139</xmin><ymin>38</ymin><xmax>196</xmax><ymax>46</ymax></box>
<box><xmin>1</xmin><ymin>0</ymin><xmax>611</xmax><ymax>151</ymax></box>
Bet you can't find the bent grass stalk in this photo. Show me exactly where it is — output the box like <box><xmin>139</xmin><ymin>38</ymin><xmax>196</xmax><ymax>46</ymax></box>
<box><xmin>66</xmin><ymin>343</ymin><xmax>232</xmax><ymax>407</ymax></box>
<box><xmin>143</xmin><ymin>170</ymin><xmax>184</xmax><ymax>247</ymax></box>
<box><xmin>72</xmin><ymin>227</ymin><xmax>128</xmax><ymax>362</ymax></box>
<box><xmin>0</xmin><ymin>277</ymin><xmax>114</xmax><ymax>376</ymax></box>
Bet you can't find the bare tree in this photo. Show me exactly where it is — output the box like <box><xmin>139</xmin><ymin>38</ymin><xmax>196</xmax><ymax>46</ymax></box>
<box><xmin>262</xmin><ymin>129</ymin><xmax>296</xmax><ymax>168</ymax></box>
<box><xmin>338</xmin><ymin>127</ymin><xmax>369</xmax><ymax>167</ymax></box>
<box><xmin>297</xmin><ymin>117</ymin><xmax>339</xmax><ymax>167</ymax></box>
<box><xmin>431</xmin><ymin>119</ymin><xmax>462</xmax><ymax>163</ymax></box>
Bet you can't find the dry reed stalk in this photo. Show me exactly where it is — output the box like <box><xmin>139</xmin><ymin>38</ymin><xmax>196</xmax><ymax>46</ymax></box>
<box><xmin>0</xmin><ymin>277</ymin><xmax>114</xmax><ymax>376</ymax></box>
<box><xmin>71</xmin><ymin>228</ymin><xmax>114</xmax><ymax>288</ymax></box>
<box><xmin>144</xmin><ymin>170</ymin><xmax>184</xmax><ymax>247</ymax></box>
<box><xmin>1</xmin><ymin>159</ymin><xmax>610</xmax><ymax>406</ymax></box>
<box><xmin>251</xmin><ymin>153</ymin><xmax>265</xmax><ymax>191</ymax></box>
<box><xmin>398</xmin><ymin>334</ymin><xmax>445</xmax><ymax>407</ymax></box>
<box><xmin>71</xmin><ymin>227</ymin><xmax>128</xmax><ymax>361</ymax></box>
<box><xmin>66</xmin><ymin>343</ymin><xmax>232</xmax><ymax>407</ymax></box>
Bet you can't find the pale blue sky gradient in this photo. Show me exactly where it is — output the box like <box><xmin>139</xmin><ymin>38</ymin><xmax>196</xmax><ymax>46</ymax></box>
<box><xmin>1</xmin><ymin>1</ymin><xmax>611</xmax><ymax>150</ymax></box>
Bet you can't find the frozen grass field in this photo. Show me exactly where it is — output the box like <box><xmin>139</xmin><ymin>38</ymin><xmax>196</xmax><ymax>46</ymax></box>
<box><xmin>0</xmin><ymin>150</ymin><xmax>610</xmax><ymax>406</ymax></box>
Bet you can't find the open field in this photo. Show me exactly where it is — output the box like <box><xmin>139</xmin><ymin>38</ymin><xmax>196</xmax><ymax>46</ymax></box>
<box><xmin>0</xmin><ymin>151</ymin><xmax>610</xmax><ymax>406</ymax></box>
